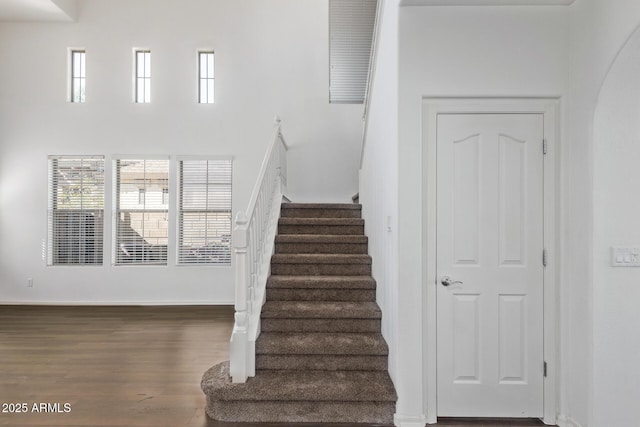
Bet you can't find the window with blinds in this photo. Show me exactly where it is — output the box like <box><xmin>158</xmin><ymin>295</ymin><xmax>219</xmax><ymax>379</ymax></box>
<box><xmin>329</xmin><ymin>0</ymin><xmax>377</xmax><ymax>103</ymax></box>
<box><xmin>113</xmin><ymin>159</ymin><xmax>169</xmax><ymax>265</ymax></box>
<box><xmin>178</xmin><ymin>159</ymin><xmax>232</xmax><ymax>265</ymax></box>
<box><xmin>48</xmin><ymin>156</ymin><xmax>104</xmax><ymax>266</ymax></box>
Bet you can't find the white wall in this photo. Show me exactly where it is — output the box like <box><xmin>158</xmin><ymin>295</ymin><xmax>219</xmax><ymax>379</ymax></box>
<box><xmin>592</xmin><ymin>21</ymin><xmax>640</xmax><ymax>427</ymax></box>
<box><xmin>0</xmin><ymin>0</ymin><xmax>363</xmax><ymax>305</ymax></box>
<box><xmin>360</xmin><ymin>1</ymin><xmax>640</xmax><ymax>425</ymax></box>
<box><xmin>359</xmin><ymin>0</ymin><xmax>400</xmax><ymax>416</ymax></box>
<box><xmin>396</xmin><ymin>4</ymin><xmax>569</xmax><ymax>423</ymax></box>
<box><xmin>566</xmin><ymin>1</ymin><xmax>640</xmax><ymax>425</ymax></box>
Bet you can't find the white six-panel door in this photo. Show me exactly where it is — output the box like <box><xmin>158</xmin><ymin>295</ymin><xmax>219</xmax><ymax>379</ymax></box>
<box><xmin>436</xmin><ymin>114</ymin><xmax>544</xmax><ymax>417</ymax></box>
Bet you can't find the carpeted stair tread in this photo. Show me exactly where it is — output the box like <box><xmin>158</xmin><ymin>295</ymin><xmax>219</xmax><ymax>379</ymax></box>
<box><xmin>205</xmin><ymin>399</ymin><xmax>395</xmax><ymax>424</ymax></box>
<box><xmin>278</xmin><ymin>218</ymin><xmax>364</xmax><ymax>235</ymax></box>
<box><xmin>255</xmin><ymin>354</ymin><xmax>388</xmax><ymax>371</ymax></box>
<box><xmin>275</xmin><ymin>234</ymin><xmax>368</xmax><ymax>244</ymax></box>
<box><xmin>271</xmin><ymin>256</ymin><xmax>372</xmax><ymax>276</ymax></box>
<box><xmin>202</xmin><ymin>361</ymin><xmax>396</xmax><ymax>403</ymax></box>
<box><xmin>271</xmin><ymin>253</ymin><xmax>371</xmax><ymax>264</ymax></box>
<box><xmin>256</xmin><ymin>332</ymin><xmax>388</xmax><ymax>356</ymax></box>
<box><xmin>275</xmin><ymin>235</ymin><xmax>368</xmax><ymax>255</ymax></box>
<box><xmin>266</xmin><ymin>287</ymin><xmax>376</xmax><ymax>302</ymax></box>
<box><xmin>282</xmin><ymin>203</ymin><xmax>362</xmax><ymax>210</ymax></box>
<box><xmin>279</xmin><ymin>218</ymin><xmax>364</xmax><ymax>226</ymax></box>
<box><xmin>280</xmin><ymin>203</ymin><xmax>362</xmax><ymax>219</ymax></box>
<box><xmin>267</xmin><ymin>275</ymin><xmax>376</xmax><ymax>289</ymax></box>
<box><xmin>261</xmin><ymin>301</ymin><xmax>381</xmax><ymax>319</ymax></box>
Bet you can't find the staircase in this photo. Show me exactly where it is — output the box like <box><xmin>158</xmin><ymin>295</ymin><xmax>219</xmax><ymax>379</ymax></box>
<box><xmin>201</xmin><ymin>203</ymin><xmax>397</xmax><ymax>424</ymax></box>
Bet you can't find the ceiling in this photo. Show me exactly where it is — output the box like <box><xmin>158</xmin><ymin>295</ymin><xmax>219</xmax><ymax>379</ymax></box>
<box><xmin>0</xmin><ymin>0</ymin><xmax>575</xmax><ymax>22</ymax></box>
<box><xmin>0</xmin><ymin>0</ymin><xmax>77</xmax><ymax>22</ymax></box>
<box><xmin>0</xmin><ymin>0</ymin><xmax>577</xmax><ymax>22</ymax></box>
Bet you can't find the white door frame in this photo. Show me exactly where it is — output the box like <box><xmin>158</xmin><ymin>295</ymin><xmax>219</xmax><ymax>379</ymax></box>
<box><xmin>422</xmin><ymin>97</ymin><xmax>559</xmax><ymax>425</ymax></box>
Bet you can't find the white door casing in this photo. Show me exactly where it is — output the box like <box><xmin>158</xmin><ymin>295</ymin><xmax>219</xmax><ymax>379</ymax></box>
<box><xmin>436</xmin><ymin>113</ymin><xmax>544</xmax><ymax>417</ymax></box>
<box><xmin>422</xmin><ymin>98</ymin><xmax>558</xmax><ymax>425</ymax></box>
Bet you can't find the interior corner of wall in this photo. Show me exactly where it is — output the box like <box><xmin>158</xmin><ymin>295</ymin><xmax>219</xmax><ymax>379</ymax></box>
<box><xmin>393</xmin><ymin>412</ymin><xmax>429</xmax><ymax>427</ymax></box>
<box><xmin>556</xmin><ymin>414</ymin><xmax>585</xmax><ymax>427</ymax></box>
<box><xmin>51</xmin><ymin>0</ymin><xmax>78</xmax><ymax>22</ymax></box>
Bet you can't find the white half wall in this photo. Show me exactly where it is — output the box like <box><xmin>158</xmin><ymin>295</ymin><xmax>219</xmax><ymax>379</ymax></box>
<box><xmin>0</xmin><ymin>0</ymin><xmax>362</xmax><ymax>305</ymax></box>
<box><xmin>359</xmin><ymin>0</ymin><xmax>400</xmax><ymax>415</ymax></box>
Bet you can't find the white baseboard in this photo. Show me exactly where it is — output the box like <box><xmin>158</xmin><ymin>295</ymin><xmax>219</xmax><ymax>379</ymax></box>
<box><xmin>557</xmin><ymin>414</ymin><xmax>583</xmax><ymax>427</ymax></box>
<box><xmin>394</xmin><ymin>412</ymin><xmax>581</xmax><ymax>427</ymax></box>
<box><xmin>394</xmin><ymin>413</ymin><xmax>427</xmax><ymax>427</ymax></box>
<box><xmin>0</xmin><ymin>300</ymin><xmax>234</xmax><ymax>306</ymax></box>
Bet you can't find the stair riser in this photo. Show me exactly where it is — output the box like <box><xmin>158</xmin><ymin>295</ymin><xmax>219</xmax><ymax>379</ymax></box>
<box><xmin>275</xmin><ymin>242</ymin><xmax>368</xmax><ymax>254</ymax></box>
<box><xmin>267</xmin><ymin>277</ymin><xmax>376</xmax><ymax>290</ymax></box>
<box><xmin>278</xmin><ymin>225</ymin><xmax>364</xmax><ymax>235</ymax></box>
<box><xmin>266</xmin><ymin>288</ymin><xmax>376</xmax><ymax>302</ymax></box>
<box><xmin>261</xmin><ymin>318</ymin><xmax>381</xmax><ymax>333</ymax></box>
<box><xmin>280</xmin><ymin>208</ymin><xmax>361</xmax><ymax>219</ymax></box>
<box><xmin>271</xmin><ymin>263</ymin><xmax>371</xmax><ymax>276</ymax></box>
<box><xmin>206</xmin><ymin>399</ymin><xmax>395</xmax><ymax>424</ymax></box>
<box><xmin>256</xmin><ymin>355</ymin><xmax>387</xmax><ymax>371</ymax></box>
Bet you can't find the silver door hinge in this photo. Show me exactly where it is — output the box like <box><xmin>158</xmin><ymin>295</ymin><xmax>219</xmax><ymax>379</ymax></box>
<box><xmin>543</xmin><ymin>249</ymin><xmax>548</xmax><ymax>267</ymax></box>
<box><xmin>543</xmin><ymin>139</ymin><xmax>548</xmax><ymax>155</ymax></box>
<box><xmin>544</xmin><ymin>361</ymin><xmax>548</xmax><ymax>377</ymax></box>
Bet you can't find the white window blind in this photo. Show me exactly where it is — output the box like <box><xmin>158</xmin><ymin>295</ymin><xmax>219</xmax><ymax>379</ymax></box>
<box><xmin>113</xmin><ymin>159</ymin><xmax>169</xmax><ymax>265</ymax></box>
<box><xmin>48</xmin><ymin>156</ymin><xmax>104</xmax><ymax>265</ymax></box>
<box><xmin>329</xmin><ymin>0</ymin><xmax>377</xmax><ymax>103</ymax></box>
<box><xmin>178</xmin><ymin>159</ymin><xmax>232</xmax><ymax>265</ymax></box>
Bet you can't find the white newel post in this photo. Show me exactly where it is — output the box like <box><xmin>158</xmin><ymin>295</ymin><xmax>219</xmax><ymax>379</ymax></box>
<box><xmin>230</xmin><ymin>211</ymin><xmax>249</xmax><ymax>383</ymax></box>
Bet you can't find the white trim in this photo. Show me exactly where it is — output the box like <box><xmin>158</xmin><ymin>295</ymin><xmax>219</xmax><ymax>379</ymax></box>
<box><xmin>401</xmin><ymin>0</ymin><xmax>574</xmax><ymax>6</ymax></box>
<box><xmin>196</xmin><ymin>49</ymin><xmax>215</xmax><ymax>104</ymax></box>
<box><xmin>111</xmin><ymin>154</ymin><xmax>170</xmax><ymax>160</ymax></box>
<box><xmin>67</xmin><ymin>47</ymin><xmax>85</xmax><ymax>103</ymax></box>
<box><xmin>556</xmin><ymin>414</ymin><xmax>584</xmax><ymax>427</ymax></box>
<box><xmin>0</xmin><ymin>300</ymin><xmax>234</xmax><ymax>306</ymax></box>
<box><xmin>360</xmin><ymin>0</ymin><xmax>383</xmax><ymax>168</ymax></box>
<box><xmin>132</xmin><ymin>47</ymin><xmax>151</xmax><ymax>103</ymax></box>
<box><xmin>175</xmin><ymin>155</ymin><xmax>233</xmax><ymax>161</ymax></box>
<box><xmin>421</xmin><ymin>97</ymin><xmax>559</xmax><ymax>424</ymax></box>
<box><xmin>394</xmin><ymin>413</ymin><xmax>428</xmax><ymax>427</ymax></box>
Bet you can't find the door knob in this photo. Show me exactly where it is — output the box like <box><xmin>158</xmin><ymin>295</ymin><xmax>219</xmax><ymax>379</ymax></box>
<box><xmin>441</xmin><ymin>275</ymin><xmax>463</xmax><ymax>287</ymax></box>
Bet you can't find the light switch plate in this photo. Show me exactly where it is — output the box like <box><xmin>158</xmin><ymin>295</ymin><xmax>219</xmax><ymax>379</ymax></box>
<box><xmin>611</xmin><ymin>246</ymin><xmax>640</xmax><ymax>267</ymax></box>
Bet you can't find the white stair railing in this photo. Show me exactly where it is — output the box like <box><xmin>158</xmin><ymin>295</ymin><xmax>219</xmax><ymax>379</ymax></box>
<box><xmin>230</xmin><ymin>117</ymin><xmax>288</xmax><ymax>383</ymax></box>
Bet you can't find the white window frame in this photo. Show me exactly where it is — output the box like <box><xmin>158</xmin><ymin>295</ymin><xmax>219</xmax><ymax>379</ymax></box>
<box><xmin>112</xmin><ymin>156</ymin><xmax>170</xmax><ymax>266</ymax></box>
<box><xmin>134</xmin><ymin>49</ymin><xmax>151</xmax><ymax>103</ymax></box>
<box><xmin>198</xmin><ymin>51</ymin><xmax>215</xmax><ymax>104</ymax></box>
<box><xmin>47</xmin><ymin>155</ymin><xmax>105</xmax><ymax>266</ymax></box>
<box><xmin>176</xmin><ymin>157</ymin><xmax>232</xmax><ymax>266</ymax></box>
<box><xmin>68</xmin><ymin>48</ymin><xmax>86</xmax><ymax>103</ymax></box>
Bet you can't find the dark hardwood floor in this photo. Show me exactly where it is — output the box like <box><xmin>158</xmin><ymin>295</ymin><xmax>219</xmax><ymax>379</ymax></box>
<box><xmin>0</xmin><ymin>305</ymin><xmax>552</xmax><ymax>427</ymax></box>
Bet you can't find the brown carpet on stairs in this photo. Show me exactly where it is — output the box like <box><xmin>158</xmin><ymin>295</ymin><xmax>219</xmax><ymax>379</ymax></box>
<box><xmin>201</xmin><ymin>203</ymin><xmax>397</xmax><ymax>424</ymax></box>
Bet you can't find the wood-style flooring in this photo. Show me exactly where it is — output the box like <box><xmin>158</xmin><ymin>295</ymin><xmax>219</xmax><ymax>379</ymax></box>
<box><xmin>0</xmin><ymin>305</ymin><xmax>553</xmax><ymax>427</ymax></box>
